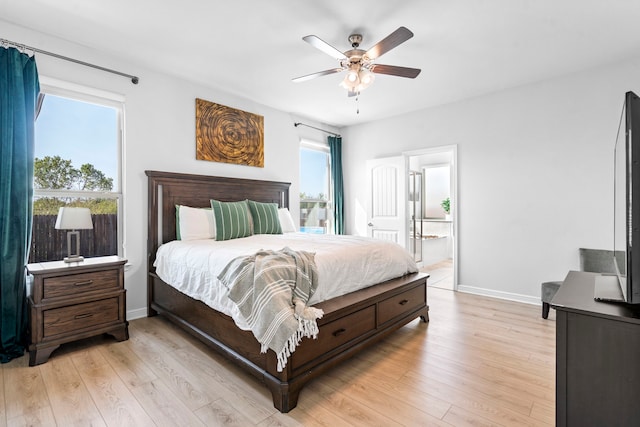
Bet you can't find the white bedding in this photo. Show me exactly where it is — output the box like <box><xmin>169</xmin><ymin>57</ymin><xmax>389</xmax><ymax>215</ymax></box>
<box><xmin>153</xmin><ymin>233</ymin><xmax>418</xmax><ymax>330</ymax></box>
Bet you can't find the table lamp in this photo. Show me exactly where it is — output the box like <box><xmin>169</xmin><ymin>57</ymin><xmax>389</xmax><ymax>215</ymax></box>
<box><xmin>54</xmin><ymin>207</ymin><xmax>93</xmax><ymax>263</ymax></box>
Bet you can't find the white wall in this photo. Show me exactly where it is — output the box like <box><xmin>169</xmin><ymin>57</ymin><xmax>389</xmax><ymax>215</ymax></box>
<box><xmin>3</xmin><ymin>21</ymin><xmax>339</xmax><ymax>319</ymax></box>
<box><xmin>343</xmin><ymin>58</ymin><xmax>640</xmax><ymax>303</ymax></box>
<box><xmin>9</xmin><ymin>18</ymin><xmax>640</xmax><ymax>309</ymax></box>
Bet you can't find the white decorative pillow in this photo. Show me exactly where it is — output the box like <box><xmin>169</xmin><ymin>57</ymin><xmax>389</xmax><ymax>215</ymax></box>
<box><xmin>278</xmin><ymin>208</ymin><xmax>297</xmax><ymax>233</ymax></box>
<box><xmin>176</xmin><ymin>205</ymin><xmax>216</xmax><ymax>241</ymax></box>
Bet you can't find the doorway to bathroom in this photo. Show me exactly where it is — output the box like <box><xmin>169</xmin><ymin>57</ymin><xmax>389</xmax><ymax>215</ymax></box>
<box><xmin>407</xmin><ymin>146</ymin><xmax>457</xmax><ymax>290</ymax></box>
<box><xmin>365</xmin><ymin>145</ymin><xmax>457</xmax><ymax>290</ymax></box>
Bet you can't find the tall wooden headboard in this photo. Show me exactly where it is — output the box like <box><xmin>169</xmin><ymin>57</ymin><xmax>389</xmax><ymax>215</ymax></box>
<box><xmin>146</xmin><ymin>170</ymin><xmax>290</xmax><ymax>267</ymax></box>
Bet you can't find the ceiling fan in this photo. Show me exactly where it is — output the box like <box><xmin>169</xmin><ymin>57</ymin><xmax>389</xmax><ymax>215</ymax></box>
<box><xmin>292</xmin><ymin>26</ymin><xmax>421</xmax><ymax>97</ymax></box>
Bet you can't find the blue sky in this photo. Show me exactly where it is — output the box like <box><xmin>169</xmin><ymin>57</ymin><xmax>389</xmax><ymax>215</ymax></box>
<box><xmin>35</xmin><ymin>94</ymin><xmax>118</xmax><ymax>188</ymax></box>
<box><xmin>300</xmin><ymin>148</ymin><xmax>329</xmax><ymax>198</ymax></box>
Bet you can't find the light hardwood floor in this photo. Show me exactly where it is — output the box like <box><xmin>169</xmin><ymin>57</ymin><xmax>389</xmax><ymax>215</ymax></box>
<box><xmin>0</xmin><ymin>288</ymin><xmax>555</xmax><ymax>426</ymax></box>
<box><xmin>422</xmin><ymin>260</ymin><xmax>454</xmax><ymax>289</ymax></box>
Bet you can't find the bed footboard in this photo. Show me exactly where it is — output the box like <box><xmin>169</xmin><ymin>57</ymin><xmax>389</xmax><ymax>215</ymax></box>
<box><xmin>149</xmin><ymin>271</ymin><xmax>428</xmax><ymax>412</ymax></box>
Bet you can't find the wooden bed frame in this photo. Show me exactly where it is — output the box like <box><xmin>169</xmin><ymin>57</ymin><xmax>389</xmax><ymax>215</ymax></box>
<box><xmin>146</xmin><ymin>170</ymin><xmax>429</xmax><ymax>412</ymax></box>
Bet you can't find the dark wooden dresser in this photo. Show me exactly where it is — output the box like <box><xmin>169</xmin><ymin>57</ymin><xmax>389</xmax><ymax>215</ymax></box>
<box><xmin>27</xmin><ymin>256</ymin><xmax>129</xmax><ymax>366</ymax></box>
<box><xmin>551</xmin><ymin>270</ymin><xmax>640</xmax><ymax>427</ymax></box>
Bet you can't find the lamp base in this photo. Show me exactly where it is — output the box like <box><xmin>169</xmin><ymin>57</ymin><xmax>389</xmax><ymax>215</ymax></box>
<box><xmin>64</xmin><ymin>230</ymin><xmax>84</xmax><ymax>263</ymax></box>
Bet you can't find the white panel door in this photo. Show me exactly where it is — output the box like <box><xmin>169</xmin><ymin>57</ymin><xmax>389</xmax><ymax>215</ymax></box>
<box><xmin>366</xmin><ymin>156</ymin><xmax>407</xmax><ymax>249</ymax></box>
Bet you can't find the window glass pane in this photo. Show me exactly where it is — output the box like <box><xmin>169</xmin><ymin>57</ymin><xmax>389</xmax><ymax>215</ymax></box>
<box><xmin>31</xmin><ymin>92</ymin><xmax>121</xmax><ymax>263</ymax></box>
<box><xmin>35</xmin><ymin>94</ymin><xmax>118</xmax><ymax>191</ymax></box>
<box><xmin>300</xmin><ymin>146</ymin><xmax>331</xmax><ymax>234</ymax></box>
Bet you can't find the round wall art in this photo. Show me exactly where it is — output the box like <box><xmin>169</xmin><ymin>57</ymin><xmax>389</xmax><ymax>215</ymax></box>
<box><xmin>195</xmin><ymin>98</ymin><xmax>264</xmax><ymax>167</ymax></box>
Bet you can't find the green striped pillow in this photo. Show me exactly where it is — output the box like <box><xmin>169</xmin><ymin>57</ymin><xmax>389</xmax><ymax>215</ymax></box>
<box><xmin>247</xmin><ymin>200</ymin><xmax>282</xmax><ymax>235</ymax></box>
<box><xmin>210</xmin><ymin>199</ymin><xmax>252</xmax><ymax>241</ymax></box>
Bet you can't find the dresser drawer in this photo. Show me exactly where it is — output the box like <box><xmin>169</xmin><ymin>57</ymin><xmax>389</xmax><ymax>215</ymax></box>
<box><xmin>43</xmin><ymin>269</ymin><xmax>119</xmax><ymax>300</ymax></box>
<box><xmin>43</xmin><ymin>297</ymin><xmax>120</xmax><ymax>338</ymax></box>
<box><xmin>378</xmin><ymin>284</ymin><xmax>426</xmax><ymax>325</ymax></box>
<box><xmin>291</xmin><ymin>305</ymin><xmax>376</xmax><ymax>370</ymax></box>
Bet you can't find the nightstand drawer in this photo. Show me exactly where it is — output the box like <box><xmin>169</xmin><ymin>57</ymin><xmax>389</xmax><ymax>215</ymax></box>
<box><xmin>43</xmin><ymin>269</ymin><xmax>119</xmax><ymax>299</ymax></box>
<box><xmin>43</xmin><ymin>297</ymin><xmax>120</xmax><ymax>337</ymax></box>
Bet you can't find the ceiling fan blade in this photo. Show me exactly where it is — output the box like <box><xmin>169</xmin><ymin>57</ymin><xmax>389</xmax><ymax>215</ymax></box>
<box><xmin>365</xmin><ymin>27</ymin><xmax>414</xmax><ymax>60</ymax></box>
<box><xmin>371</xmin><ymin>64</ymin><xmax>421</xmax><ymax>78</ymax></box>
<box><xmin>292</xmin><ymin>68</ymin><xmax>344</xmax><ymax>83</ymax></box>
<box><xmin>303</xmin><ymin>35</ymin><xmax>347</xmax><ymax>60</ymax></box>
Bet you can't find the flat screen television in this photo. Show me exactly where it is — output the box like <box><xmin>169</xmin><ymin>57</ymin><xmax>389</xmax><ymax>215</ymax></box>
<box><xmin>606</xmin><ymin>91</ymin><xmax>640</xmax><ymax>304</ymax></box>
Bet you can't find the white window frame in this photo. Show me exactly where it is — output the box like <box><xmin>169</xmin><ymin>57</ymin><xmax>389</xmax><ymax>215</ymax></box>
<box><xmin>35</xmin><ymin>77</ymin><xmax>125</xmax><ymax>257</ymax></box>
<box><xmin>299</xmin><ymin>138</ymin><xmax>334</xmax><ymax>234</ymax></box>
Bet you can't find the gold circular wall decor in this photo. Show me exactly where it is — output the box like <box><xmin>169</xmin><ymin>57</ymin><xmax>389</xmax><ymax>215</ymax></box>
<box><xmin>196</xmin><ymin>98</ymin><xmax>264</xmax><ymax>167</ymax></box>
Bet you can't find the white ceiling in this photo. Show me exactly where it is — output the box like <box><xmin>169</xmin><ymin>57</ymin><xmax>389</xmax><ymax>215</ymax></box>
<box><xmin>3</xmin><ymin>0</ymin><xmax>640</xmax><ymax>127</ymax></box>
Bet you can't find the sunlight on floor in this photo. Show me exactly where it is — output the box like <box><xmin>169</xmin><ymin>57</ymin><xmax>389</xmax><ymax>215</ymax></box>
<box><xmin>421</xmin><ymin>259</ymin><xmax>453</xmax><ymax>289</ymax></box>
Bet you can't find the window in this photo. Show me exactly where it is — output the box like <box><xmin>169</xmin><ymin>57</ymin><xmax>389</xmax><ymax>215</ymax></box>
<box><xmin>30</xmin><ymin>82</ymin><xmax>123</xmax><ymax>263</ymax></box>
<box><xmin>299</xmin><ymin>140</ymin><xmax>332</xmax><ymax>234</ymax></box>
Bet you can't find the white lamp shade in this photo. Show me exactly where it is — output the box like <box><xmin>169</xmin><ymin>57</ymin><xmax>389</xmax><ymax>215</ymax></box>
<box><xmin>54</xmin><ymin>207</ymin><xmax>93</xmax><ymax>230</ymax></box>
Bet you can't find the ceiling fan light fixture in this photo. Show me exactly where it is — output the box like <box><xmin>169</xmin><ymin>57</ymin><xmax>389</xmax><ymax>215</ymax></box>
<box><xmin>339</xmin><ymin>77</ymin><xmax>356</xmax><ymax>91</ymax></box>
<box><xmin>339</xmin><ymin>62</ymin><xmax>376</xmax><ymax>94</ymax></box>
<box><xmin>345</xmin><ymin>62</ymin><xmax>360</xmax><ymax>83</ymax></box>
<box><xmin>358</xmin><ymin>68</ymin><xmax>375</xmax><ymax>89</ymax></box>
<box><xmin>340</xmin><ymin>66</ymin><xmax>361</xmax><ymax>91</ymax></box>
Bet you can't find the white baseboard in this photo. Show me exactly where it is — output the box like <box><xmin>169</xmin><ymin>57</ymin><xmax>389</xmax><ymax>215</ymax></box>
<box><xmin>127</xmin><ymin>307</ymin><xmax>148</xmax><ymax>321</ymax></box>
<box><xmin>456</xmin><ymin>284</ymin><xmax>540</xmax><ymax>306</ymax></box>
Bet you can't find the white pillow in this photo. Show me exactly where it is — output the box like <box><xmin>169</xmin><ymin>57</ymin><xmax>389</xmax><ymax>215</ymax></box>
<box><xmin>176</xmin><ymin>205</ymin><xmax>216</xmax><ymax>241</ymax></box>
<box><xmin>278</xmin><ymin>208</ymin><xmax>297</xmax><ymax>233</ymax></box>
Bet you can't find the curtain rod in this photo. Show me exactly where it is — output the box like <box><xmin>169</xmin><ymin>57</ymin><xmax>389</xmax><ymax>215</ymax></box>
<box><xmin>294</xmin><ymin>122</ymin><xmax>341</xmax><ymax>137</ymax></box>
<box><xmin>1</xmin><ymin>38</ymin><xmax>139</xmax><ymax>84</ymax></box>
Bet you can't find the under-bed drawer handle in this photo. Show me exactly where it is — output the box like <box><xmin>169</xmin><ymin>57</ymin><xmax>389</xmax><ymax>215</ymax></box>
<box><xmin>74</xmin><ymin>280</ymin><xmax>94</xmax><ymax>286</ymax></box>
<box><xmin>399</xmin><ymin>299</ymin><xmax>409</xmax><ymax>305</ymax></box>
<box><xmin>332</xmin><ymin>328</ymin><xmax>347</xmax><ymax>337</ymax></box>
<box><xmin>74</xmin><ymin>313</ymin><xmax>94</xmax><ymax>319</ymax></box>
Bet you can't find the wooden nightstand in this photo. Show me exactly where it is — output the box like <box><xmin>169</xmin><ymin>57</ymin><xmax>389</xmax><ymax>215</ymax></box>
<box><xmin>27</xmin><ymin>255</ymin><xmax>129</xmax><ymax>366</ymax></box>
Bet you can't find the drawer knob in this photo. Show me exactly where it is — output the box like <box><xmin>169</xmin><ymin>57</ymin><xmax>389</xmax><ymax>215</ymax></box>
<box><xmin>74</xmin><ymin>313</ymin><xmax>94</xmax><ymax>319</ymax></box>
<box><xmin>399</xmin><ymin>299</ymin><xmax>409</xmax><ymax>305</ymax></box>
<box><xmin>332</xmin><ymin>328</ymin><xmax>347</xmax><ymax>337</ymax></box>
<box><xmin>74</xmin><ymin>280</ymin><xmax>94</xmax><ymax>286</ymax></box>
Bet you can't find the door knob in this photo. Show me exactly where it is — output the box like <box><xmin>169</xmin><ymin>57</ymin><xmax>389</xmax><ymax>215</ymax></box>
<box><xmin>368</xmin><ymin>222</ymin><xmax>374</xmax><ymax>227</ymax></box>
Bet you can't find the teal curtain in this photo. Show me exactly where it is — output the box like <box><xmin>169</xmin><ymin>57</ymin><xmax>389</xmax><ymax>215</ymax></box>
<box><xmin>328</xmin><ymin>136</ymin><xmax>344</xmax><ymax>234</ymax></box>
<box><xmin>0</xmin><ymin>47</ymin><xmax>40</xmax><ymax>362</ymax></box>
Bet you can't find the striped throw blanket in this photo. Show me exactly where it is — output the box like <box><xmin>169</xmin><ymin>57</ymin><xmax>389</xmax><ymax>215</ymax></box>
<box><xmin>218</xmin><ymin>247</ymin><xmax>324</xmax><ymax>371</ymax></box>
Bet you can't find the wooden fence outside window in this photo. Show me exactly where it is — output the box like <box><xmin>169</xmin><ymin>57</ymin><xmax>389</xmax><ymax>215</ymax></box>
<box><xmin>29</xmin><ymin>214</ymin><xmax>118</xmax><ymax>263</ymax></box>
